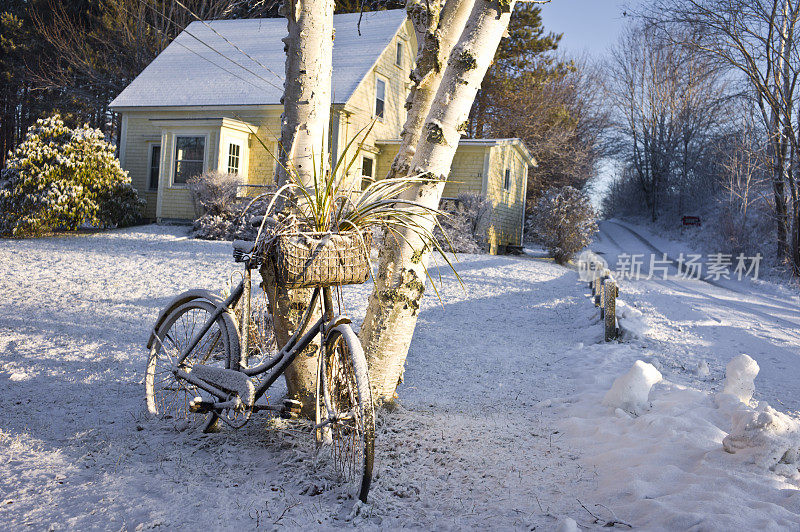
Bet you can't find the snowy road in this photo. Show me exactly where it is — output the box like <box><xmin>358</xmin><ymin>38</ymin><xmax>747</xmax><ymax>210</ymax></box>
<box><xmin>595</xmin><ymin>220</ymin><xmax>800</xmax><ymax>412</ymax></box>
<box><xmin>544</xmin><ymin>221</ymin><xmax>800</xmax><ymax>530</ymax></box>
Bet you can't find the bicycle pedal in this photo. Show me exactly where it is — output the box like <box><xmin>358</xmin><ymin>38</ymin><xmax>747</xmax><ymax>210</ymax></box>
<box><xmin>189</xmin><ymin>398</ymin><xmax>216</xmax><ymax>413</ymax></box>
<box><xmin>281</xmin><ymin>399</ymin><xmax>303</xmax><ymax>418</ymax></box>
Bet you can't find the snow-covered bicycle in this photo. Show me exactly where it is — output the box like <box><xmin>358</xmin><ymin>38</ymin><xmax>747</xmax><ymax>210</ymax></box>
<box><xmin>144</xmin><ymin>226</ymin><xmax>375</xmax><ymax>502</ymax></box>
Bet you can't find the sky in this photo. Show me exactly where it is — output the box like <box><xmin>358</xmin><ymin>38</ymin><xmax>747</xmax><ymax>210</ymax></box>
<box><xmin>539</xmin><ymin>0</ymin><xmax>642</xmax><ymax>59</ymax></box>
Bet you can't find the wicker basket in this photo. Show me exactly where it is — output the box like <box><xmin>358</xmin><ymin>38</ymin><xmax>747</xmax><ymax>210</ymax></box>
<box><xmin>269</xmin><ymin>231</ymin><xmax>372</xmax><ymax>289</ymax></box>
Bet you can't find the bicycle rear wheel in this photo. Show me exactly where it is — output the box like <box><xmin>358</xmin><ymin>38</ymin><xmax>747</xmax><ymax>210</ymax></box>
<box><xmin>316</xmin><ymin>324</ymin><xmax>375</xmax><ymax>502</ymax></box>
<box><xmin>146</xmin><ymin>299</ymin><xmax>240</xmax><ymax>432</ymax></box>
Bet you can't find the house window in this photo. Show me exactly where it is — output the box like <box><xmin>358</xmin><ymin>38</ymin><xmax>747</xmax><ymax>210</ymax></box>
<box><xmin>148</xmin><ymin>144</ymin><xmax>161</xmax><ymax>191</ymax></box>
<box><xmin>174</xmin><ymin>135</ymin><xmax>205</xmax><ymax>185</ymax></box>
<box><xmin>395</xmin><ymin>41</ymin><xmax>403</xmax><ymax>67</ymax></box>
<box><xmin>361</xmin><ymin>155</ymin><xmax>374</xmax><ymax>190</ymax></box>
<box><xmin>375</xmin><ymin>78</ymin><xmax>386</xmax><ymax>120</ymax></box>
<box><xmin>503</xmin><ymin>168</ymin><xmax>511</xmax><ymax>191</ymax></box>
<box><xmin>227</xmin><ymin>143</ymin><xmax>241</xmax><ymax>174</ymax></box>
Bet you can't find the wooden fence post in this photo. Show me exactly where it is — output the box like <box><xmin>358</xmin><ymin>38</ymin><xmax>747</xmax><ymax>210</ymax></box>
<box><xmin>604</xmin><ymin>280</ymin><xmax>617</xmax><ymax>341</ymax></box>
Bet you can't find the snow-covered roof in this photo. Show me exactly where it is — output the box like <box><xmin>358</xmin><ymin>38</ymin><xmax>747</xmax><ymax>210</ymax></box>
<box><xmin>110</xmin><ymin>10</ymin><xmax>408</xmax><ymax>109</ymax></box>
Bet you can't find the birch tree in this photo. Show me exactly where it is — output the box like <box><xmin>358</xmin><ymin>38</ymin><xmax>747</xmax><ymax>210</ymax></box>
<box><xmin>361</xmin><ymin>0</ymin><xmax>518</xmax><ymax>403</ymax></box>
<box><xmin>264</xmin><ymin>0</ymin><xmax>335</xmax><ymax>415</ymax></box>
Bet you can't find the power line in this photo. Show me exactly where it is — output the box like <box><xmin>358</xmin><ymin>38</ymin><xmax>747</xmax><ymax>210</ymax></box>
<box><xmin>173</xmin><ymin>0</ymin><xmax>286</xmax><ymax>84</ymax></box>
<box><xmin>118</xmin><ymin>2</ymin><xmax>269</xmax><ymax>92</ymax></box>
<box><xmin>134</xmin><ymin>0</ymin><xmax>285</xmax><ymax>93</ymax></box>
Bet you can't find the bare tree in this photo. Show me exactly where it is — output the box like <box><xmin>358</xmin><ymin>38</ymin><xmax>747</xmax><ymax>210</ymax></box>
<box><xmin>606</xmin><ymin>23</ymin><xmax>730</xmax><ymax>222</ymax></box>
<box><xmin>644</xmin><ymin>0</ymin><xmax>800</xmax><ymax>270</ymax></box>
<box><xmin>360</xmin><ymin>0</ymin><xmax>519</xmax><ymax>403</ymax></box>
<box><xmin>263</xmin><ymin>0</ymin><xmax>335</xmax><ymax>416</ymax></box>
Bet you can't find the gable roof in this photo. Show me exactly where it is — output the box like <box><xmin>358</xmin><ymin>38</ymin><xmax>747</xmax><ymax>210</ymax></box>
<box><xmin>109</xmin><ymin>10</ymin><xmax>408</xmax><ymax>109</ymax></box>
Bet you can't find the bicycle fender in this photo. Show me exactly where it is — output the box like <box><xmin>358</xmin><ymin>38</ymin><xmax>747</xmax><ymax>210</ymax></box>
<box><xmin>323</xmin><ymin>315</ymin><xmax>353</xmax><ymax>341</ymax></box>
<box><xmin>146</xmin><ymin>289</ymin><xmax>231</xmax><ymax>350</ymax></box>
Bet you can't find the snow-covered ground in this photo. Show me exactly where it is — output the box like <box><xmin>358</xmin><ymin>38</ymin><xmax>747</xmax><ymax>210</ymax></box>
<box><xmin>1</xmin><ymin>223</ymin><xmax>799</xmax><ymax>529</ymax></box>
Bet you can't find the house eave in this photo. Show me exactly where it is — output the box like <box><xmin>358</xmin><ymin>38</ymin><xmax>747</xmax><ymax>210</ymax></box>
<box><xmin>110</xmin><ymin>103</ymin><xmax>285</xmax><ymax>113</ymax></box>
<box><xmin>148</xmin><ymin>116</ymin><xmax>258</xmax><ymax>134</ymax></box>
<box><xmin>375</xmin><ymin>137</ymin><xmax>537</xmax><ymax>167</ymax></box>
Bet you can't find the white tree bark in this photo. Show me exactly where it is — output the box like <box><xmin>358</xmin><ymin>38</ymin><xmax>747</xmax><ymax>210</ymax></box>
<box><xmin>361</xmin><ymin>0</ymin><xmax>517</xmax><ymax>403</ymax></box>
<box><xmin>387</xmin><ymin>0</ymin><xmax>476</xmax><ymax>180</ymax></box>
<box><xmin>266</xmin><ymin>0</ymin><xmax>334</xmax><ymax>417</ymax></box>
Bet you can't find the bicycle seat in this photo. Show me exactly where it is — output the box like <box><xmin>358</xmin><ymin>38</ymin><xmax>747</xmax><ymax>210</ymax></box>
<box><xmin>232</xmin><ymin>239</ymin><xmax>256</xmax><ymax>262</ymax></box>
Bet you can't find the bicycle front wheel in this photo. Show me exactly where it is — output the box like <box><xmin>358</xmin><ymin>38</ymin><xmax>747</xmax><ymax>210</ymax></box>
<box><xmin>316</xmin><ymin>324</ymin><xmax>375</xmax><ymax>502</ymax></box>
<box><xmin>146</xmin><ymin>299</ymin><xmax>240</xmax><ymax>432</ymax></box>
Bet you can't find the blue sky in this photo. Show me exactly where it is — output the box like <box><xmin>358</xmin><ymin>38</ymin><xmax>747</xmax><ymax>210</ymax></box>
<box><xmin>540</xmin><ymin>0</ymin><xmax>641</xmax><ymax>59</ymax></box>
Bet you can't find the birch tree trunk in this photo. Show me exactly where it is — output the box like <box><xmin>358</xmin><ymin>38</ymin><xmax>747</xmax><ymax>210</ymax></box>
<box><xmin>264</xmin><ymin>0</ymin><xmax>334</xmax><ymax>417</ymax></box>
<box><xmin>387</xmin><ymin>0</ymin><xmax>476</xmax><ymax>181</ymax></box>
<box><xmin>361</xmin><ymin>0</ymin><xmax>517</xmax><ymax>403</ymax></box>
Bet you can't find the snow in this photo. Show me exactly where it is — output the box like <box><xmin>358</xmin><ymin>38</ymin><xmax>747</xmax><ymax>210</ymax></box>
<box><xmin>109</xmin><ymin>10</ymin><xmax>408</xmax><ymax>109</ymax></box>
<box><xmin>720</xmin><ymin>354</ymin><xmax>760</xmax><ymax>404</ymax></box>
<box><xmin>615</xmin><ymin>297</ymin><xmax>649</xmax><ymax>339</ymax></box>
<box><xmin>556</xmin><ymin>516</ymin><xmax>578</xmax><ymax>531</ymax></box>
<box><xmin>602</xmin><ymin>360</ymin><xmax>663</xmax><ymax>415</ymax></box>
<box><xmin>191</xmin><ymin>365</ymin><xmax>255</xmax><ymax>407</ymax></box>
<box><xmin>722</xmin><ymin>401</ymin><xmax>800</xmax><ymax>478</ymax></box>
<box><xmin>1</xmin><ymin>223</ymin><xmax>799</xmax><ymax>529</ymax></box>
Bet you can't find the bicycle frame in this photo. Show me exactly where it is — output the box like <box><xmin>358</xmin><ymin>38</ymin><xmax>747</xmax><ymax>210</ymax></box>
<box><xmin>172</xmin><ymin>261</ymin><xmax>345</xmax><ymax>410</ymax></box>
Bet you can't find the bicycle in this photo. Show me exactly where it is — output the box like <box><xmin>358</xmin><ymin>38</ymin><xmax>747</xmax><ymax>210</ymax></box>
<box><xmin>144</xmin><ymin>225</ymin><xmax>376</xmax><ymax>502</ymax></box>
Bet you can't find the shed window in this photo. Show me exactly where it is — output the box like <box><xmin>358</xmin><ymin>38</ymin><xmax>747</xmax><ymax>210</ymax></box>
<box><xmin>375</xmin><ymin>78</ymin><xmax>386</xmax><ymax>120</ymax></box>
<box><xmin>227</xmin><ymin>143</ymin><xmax>241</xmax><ymax>174</ymax></box>
<box><xmin>503</xmin><ymin>168</ymin><xmax>511</xmax><ymax>191</ymax></box>
<box><xmin>361</xmin><ymin>155</ymin><xmax>374</xmax><ymax>190</ymax></box>
<box><xmin>396</xmin><ymin>41</ymin><xmax>403</xmax><ymax>67</ymax></box>
<box><xmin>174</xmin><ymin>136</ymin><xmax>205</xmax><ymax>185</ymax></box>
<box><xmin>148</xmin><ymin>144</ymin><xmax>161</xmax><ymax>191</ymax></box>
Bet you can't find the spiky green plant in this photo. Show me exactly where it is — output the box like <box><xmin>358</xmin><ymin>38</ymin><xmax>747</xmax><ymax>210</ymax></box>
<box><xmin>240</xmin><ymin>120</ymin><xmax>463</xmax><ymax>294</ymax></box>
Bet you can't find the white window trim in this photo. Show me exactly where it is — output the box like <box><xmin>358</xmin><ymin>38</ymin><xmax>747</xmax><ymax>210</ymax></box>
<box><xmin>395</xmin><ymin>41</ymin><xmax>403</xmax><ymax>68</ymax></box>
<box><xmin>146</xmin><ymin>141</ymin><xmax>161</xmax><ymax>192</ymax></box>
<box><xmin>169</xmin><ymin>131</ymin><xmax>210</xmax><ymax>188</ymax></box>
<box><xmin>226</xmin><ymin>141</ymin><xmax>243</xmax><ymax>174</ymax></box>
<box><xmin>218</xmin><ymin>127</ymin><xmax>250</xmax><ymax>179</ymax></box>
<box><xmin>374</xmin><ymin>75</ymin><xmax>388</xmax><ymax>122</ymax></box>
<box><xmin>361</xmin><ymin>154</ymin><xmax>376</xmax><ymax>189</ymax></box>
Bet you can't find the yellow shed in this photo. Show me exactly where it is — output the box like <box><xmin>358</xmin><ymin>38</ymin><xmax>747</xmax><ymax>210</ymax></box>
<box><xmin>375</xmin><ymin>138</ymin><xmax>535</xmax><ymax>253</ymax></box>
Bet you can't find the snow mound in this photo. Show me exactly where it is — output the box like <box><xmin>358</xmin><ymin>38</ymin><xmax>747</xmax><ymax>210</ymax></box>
<box><xmin>722</xmin><ymin>402</ymin><xmax>800</xmax><ymax>479</ymax></box>
<box><xmin>615</xmin><ymin>299</ymin><xmax>648</xmax><ymax>340</ymax></box>
<box><xmin>556</xmin><ymin>517</ymin><xmax>578</xmax><ymax>532</ymax></box>
<box><xmin>719</xmin><ymin>354</ymin><xmax>759</xmax><ymax>404</ymax></box>
<box><xmin>602</xmin><ymin>360</ymin><xmax>662</xmax><ymax>415</ymax></box>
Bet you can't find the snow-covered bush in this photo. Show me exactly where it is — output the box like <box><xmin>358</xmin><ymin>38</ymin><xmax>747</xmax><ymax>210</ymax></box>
<box><xmin>434</xmin><ymin>193</ymin><xmax>492</xmax><ymax>253</ymax></box>
<box><xmin>0</xmin><ymin>114</ymin><xmax>143</xmax><ymax>237</ymax></box>
<box><xmin>187</xmin><ymin>171</ymin><xmax>242</xmax><ymax>216</ymax></box>
<box><xmin>188</xmin><ymin>171</ymin><xmax>245</xmax><ymax>240</ymax></box>
<box><xmin>528</xmin><ymin>186</ymin><xmax>597</xmax><ymax>264</ymax></box>
<box><xmin>187</xmin><ymin>172</ymin><xmax>274</xmax><ymax>242</ymax></box>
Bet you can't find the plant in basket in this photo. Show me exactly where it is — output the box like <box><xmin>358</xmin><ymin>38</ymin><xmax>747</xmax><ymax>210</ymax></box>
<box><xmin>241</xmin><ymin>123</ymin><xmax>462</xmax><ymax>292</ymax></box>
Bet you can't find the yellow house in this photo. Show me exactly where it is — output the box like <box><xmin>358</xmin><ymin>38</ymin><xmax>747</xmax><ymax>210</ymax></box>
<box><xmin>110</xmin><ymin>9</ymin><xmax>534</xmax><ymax>251</ymax></box>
